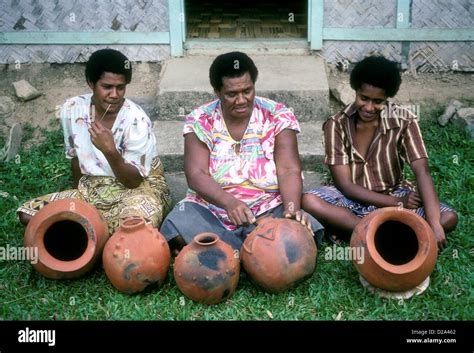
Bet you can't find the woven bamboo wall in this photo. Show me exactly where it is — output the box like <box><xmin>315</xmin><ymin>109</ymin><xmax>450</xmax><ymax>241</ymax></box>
<box><xmin>0</xmin><ymin>0</ymin><xmax>472</xmax><ymax>71</ymax></box>
<box><xmin>408</xmin><ymin>0</ymin><xmax>474</xmax><ymax>72</ymax></box>
<box><xmin>0</xmin><ymin>0</ymin><xmax>169</xmax><ymax>63</ymax></box>
<box><xmin>321</xmin><ymin>0</ymin><xmax>474</xmax><ymax>72</ymax></box>
<box><xmin>411</xmin><ymin>0</ymin><xmax>473</xmax><ymax>28</ymax></box>
<box><xmin>323</xmin><ymin>0</ymin><xmax>396</xmax><ymax>27</ymax></box>
<box><xmin>0</xmin><ymin>44</ymin><xmax>171</xmax><ymax>64</ymax></box>
<box><xmin>322</xmin><ymin>41</ymin><xmax>403</xmax><ymax>66</ymax></box>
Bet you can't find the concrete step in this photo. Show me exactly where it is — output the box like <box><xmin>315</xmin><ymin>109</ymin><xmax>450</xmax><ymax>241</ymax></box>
<box><xmin>154</xmin><ymin>120</ymin><xmax>324</xmax><ymax>173</ymax></box>
<box><xmin>185</xmin><ymin>39</ymin><xmax>311</xmax><ymax>56</ymax></box>
<box><xmin>165</xmin><ymin>170</ymin><xmax>323</xmax><ymax>207</ymax></box>
<box><xmin>155</xmin><ymin>55</ymin><xmax>330</xmax><ymax>122</ymax></box>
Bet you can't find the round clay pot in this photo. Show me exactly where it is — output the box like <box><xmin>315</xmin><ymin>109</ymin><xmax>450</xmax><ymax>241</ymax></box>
<box><xmin>240</xmin><ymin>216</ymin><xmax>317</xmax><ymax>293</ymax></box>
<box><xmin>350</xmin><ymin>207</ymin><xmax>438</xmax><ymax>292</ymax></box>
<box><xmin>174</xmin><ymin>233</ymin><xmax>240</xmax><ymax>305</ymax></box>
<box><xmin>24</xmin><ymin>198</ymin><xmax>109</xmax><ymax>279</ymax></box>
<box><xmin>102</xmin><ymin>217</ymin><xmax>171</xmax><ymax>294</ymax></box>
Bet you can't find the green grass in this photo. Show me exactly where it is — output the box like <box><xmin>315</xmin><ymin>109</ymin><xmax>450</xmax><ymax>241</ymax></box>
<box><xmin>0</xmin><ymin>107</ymin><xmax>472</xmax><ymax>321</ymax></box>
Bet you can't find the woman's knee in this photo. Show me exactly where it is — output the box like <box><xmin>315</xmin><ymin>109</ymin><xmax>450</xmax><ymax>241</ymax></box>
<box><xmin>18</xmin><ymin>212</ymin><xmax>32</xmax><ymax>226</ymax></box>
<box><xmin>302</xmin><ymin>194</ymin><xmax>326</xmax><ymax>215</ymax></box>
<box><xmin>441</xmin><ymin>211</ymin><xmax>458</xmax><ymax>233</ymax></box>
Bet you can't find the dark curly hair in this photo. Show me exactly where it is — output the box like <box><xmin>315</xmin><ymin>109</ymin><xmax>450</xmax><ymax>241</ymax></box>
<box><xmin>350</xmin><ymin>56</ymin><xmax>401</xmax><ymax>98</ymax></box>
<box><xmin>85</xmin><ymin>49</ymin><xmax>132</xmax><ymax>85</ymax></box>
<box><xmin>209</xmin><ymin>51</ymin><xmax>259</xmax><ymax>91</ymax></box>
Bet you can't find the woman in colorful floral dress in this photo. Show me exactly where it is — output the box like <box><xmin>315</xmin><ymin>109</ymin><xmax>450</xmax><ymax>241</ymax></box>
<box><xmin>160</xmin><ymin>52</ymin><xmax>324</xmax><ymax>252</ymax></box>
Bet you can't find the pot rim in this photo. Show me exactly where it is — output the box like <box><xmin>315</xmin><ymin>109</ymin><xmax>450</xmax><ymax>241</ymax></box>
<box><xmin>364</xmin><ymin>208</ymin><xmax>437</xmax><ymax>275</ymax></box>
<box><xmin>120</xmin><ymin>216</ymin><xmax>146</xmax><ymax>231</ymax></box>
<box><xmin>35</xmin><ymin>211</ymin><xmax>97</xmax><ymax>273</ymax></box>
<box><xmin>194</xmin><ymin>232</ymin><xmax>219</xmax><ymax>246</ymax></box>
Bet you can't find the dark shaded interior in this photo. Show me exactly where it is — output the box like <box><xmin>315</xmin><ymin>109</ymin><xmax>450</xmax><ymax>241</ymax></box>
<box><xmin>374</xmin><ymin>221</ymin><xmax>419</xmax><ymax>265</ymax></box>
<box><xmin>186</xmin><ymin>0</ymin><xmax>307</xmax><ymax>39</ymax></box>
<box><xmin>43</xmin><ymin>220</ymin><xmax>88</xmax><ymax>261</ymax></box>
<box><xmin>199</xmin><ymin>235</ymin><xmax>216</xmax><ymax>244</ymax></box>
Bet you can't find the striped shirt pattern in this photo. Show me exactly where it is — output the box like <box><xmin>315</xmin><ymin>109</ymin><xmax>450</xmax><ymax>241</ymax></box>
<box><xmin>324</xmin><ymin>101</ymin><xmax>428</xmax><ymax>193</ymax></box>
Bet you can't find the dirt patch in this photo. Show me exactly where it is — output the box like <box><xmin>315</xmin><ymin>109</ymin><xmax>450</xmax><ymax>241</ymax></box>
<box><xmin>1</xmin><ymin>60</ymin><xmax>473</xmax><ymax>146</ymax></box>
<box><xmin>326</xmin><ymin>64</ymin><xmax>474</xmax><ymax>113</ymax></box>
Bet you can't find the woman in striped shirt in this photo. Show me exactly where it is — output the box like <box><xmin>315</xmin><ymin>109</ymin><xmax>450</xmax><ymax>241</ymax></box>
<box><xmin>302</xmin><ymin>56</ymin><xmax>458</xmax><ymax>250</ymax></box>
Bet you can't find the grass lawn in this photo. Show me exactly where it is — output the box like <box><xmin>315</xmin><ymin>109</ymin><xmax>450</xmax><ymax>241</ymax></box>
<box><xmin>0</xmin><ymin>103</ymin><xmax>472</xmax><ymax>321</ymax></box>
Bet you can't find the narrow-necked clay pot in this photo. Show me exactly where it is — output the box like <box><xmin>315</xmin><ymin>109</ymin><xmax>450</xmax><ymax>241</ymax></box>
<box><xmin>102</xmin><ymin>217</ymin><xmax>170</xmax><ymax>294</ymax></box>
<box><xmin>174</xmin><ymin>233</ymin><xmax>240</xmax><ymax>305</ymax></box>
<box><xmin>24</xmin><ymin>198</ymin><xmax>109</xmax><ymax>279</ymax></box>
<box><xmin>240</xmin><ymin>216</ymin><xmax>317</xmax><ymax>293</ymax></box>
<box><xmin>350</xmin><ymin>207</ymin><xmax>438</xmax><ymax>292</ymax></box>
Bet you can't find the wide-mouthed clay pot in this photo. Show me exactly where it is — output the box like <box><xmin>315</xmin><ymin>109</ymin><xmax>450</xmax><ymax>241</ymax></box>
<box><xmin>24</xmin><ymin>198</ymin><xmax>109</xmax><ymax>279</ymax></box>
<box><xmin>350</xmin><ymin>207</ymin><xmax>438</xmax><ymax>292</ymax></box>
<box><xmin>240</xmin><ymin>216</ymin><xmax>317</xmax><ymax>293</ymax></box>
<box><xmin>102</xmin><ymin>217</ymin><xmax>170</xmax><ymax>294</ymax></box>
<box><xmin>174</xmin><ymin>233</ymin><xmax>240</xmax><ymax>305</ymax></box>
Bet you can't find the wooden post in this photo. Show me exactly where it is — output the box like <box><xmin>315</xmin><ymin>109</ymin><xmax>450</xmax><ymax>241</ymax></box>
<box><xmin>396</xmin><ymin>0</ymin><xmax>411</xmax><ymax>29</ymax></box>
<box><xmin>309</xmin><ymin>0</ymin><xmax>324</xmax><ymax>50</ymax></box>
<box><xmin>169</xmin><ymin>0</ymin><xmax>184</xmax><ymax>56</ymax></box>
<box><xmin>397</xmin><ymin>0</ymin><xmax>411</xmax><ymax>68</ymax></box>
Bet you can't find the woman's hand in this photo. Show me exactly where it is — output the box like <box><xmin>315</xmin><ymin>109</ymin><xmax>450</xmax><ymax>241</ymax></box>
<box><xmin>224</xmin><ymin>198</ymin><xmax>256</xmax><ymax>227</ymax></box>
<box><xmin>431</xmin><ymin>222</ymin><xmax>447</xmax><ymax>251</ymax></box>
<box><xmin>284</xmin><ymin>207</ymin><xmax>312</xmax><ymax>232</ymax></box>
<box><xmin>88</xmin><ymin>121</ymin><xmax>143</xmax><ymax>188</ymax></box>
<box><xmin>88</xmin><ymin>121</ymin><xmax>116</xmax><ymax>156</ymax></box>
<box><xmin>399</xmin><ymin>190</ymin><xmax>423</xmax><ymax>209</ymax></box>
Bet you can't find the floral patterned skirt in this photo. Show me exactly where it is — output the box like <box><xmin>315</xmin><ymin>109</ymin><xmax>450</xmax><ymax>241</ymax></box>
<box><xmin>17</xmin><ymin>157</ymin><xmax>171</xmax><ymax>234</ymax></box>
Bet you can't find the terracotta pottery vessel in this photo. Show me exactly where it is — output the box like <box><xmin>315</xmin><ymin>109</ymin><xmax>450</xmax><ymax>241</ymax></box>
<box><xmin>350</xmin><ymin>207</ymin><xmax>438</xmax><ymax>292</ymax></box>
<box><xmin>240</xmin><ymin>216</ymin><xmax>317</xmax><ymax>293</ymax></box>
<box><xmin>174</xmin><ymin>233</ymin><xmax>240</xmax><ymax>305</ymax></box>
<box><xmin>24</xmin><ymin>198</ymin><xmax>109</xmax><ymax>279</ymax></box>
<box><xmin>102</xmin><ymin>217</ymin><xmax>171</xmax><ymax>294</ymax></box>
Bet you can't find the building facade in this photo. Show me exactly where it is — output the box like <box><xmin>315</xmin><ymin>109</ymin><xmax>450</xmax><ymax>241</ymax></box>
<box><xmin>0</xmin><ymin>0</ymin><xmax>473</xmax><ymax>72</ymax></box>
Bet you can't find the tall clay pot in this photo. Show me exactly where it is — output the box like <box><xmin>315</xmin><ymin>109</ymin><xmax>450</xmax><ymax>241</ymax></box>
<box><xmin>240</xmin><ymin>216</ymin><xmax>317</xmax><ymax>293</ymax></box>
<box><xmin>102</xmin><ymin>217</ymin><xmax>171</xmax><ymax>294</ymax></box>
<box><xmin>350</xmin><ymin>207</ymin><xmax>438</xmax><ymax>292</ymax></box>
<box><xmin>174</xmin><ymin>233</ymin><xmax>240</xmax><ymax>305</ymax></box>
<box><xmin>24</xmin><ymin>198</ymin><xmax>109</xmax><ymax>279</ymax></box>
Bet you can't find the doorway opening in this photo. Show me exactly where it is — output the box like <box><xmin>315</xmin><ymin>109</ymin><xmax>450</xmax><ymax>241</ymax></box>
<box><xmin>185</xmin><ymin>0</ymin><xmax>307</xmax><ymax>40</ymax></box>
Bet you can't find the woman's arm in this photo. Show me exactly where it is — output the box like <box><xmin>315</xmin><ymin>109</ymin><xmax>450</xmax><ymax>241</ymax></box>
<box><xmin>410</xmin><ymin>158</ymin><xmax>446</xmax><ymax>249</ymax></box>
<box><xmin>88</xmin><ymin>121</ymin><xmax>143</xmax><ymax>188</ymax></box>
<box><xmin>274</xmin><ymin>129</ymin><xmax>302</xmax><ymax>212</ymax></box>
<box><xmin>71</xmin><ymin>157</ymin><xmax>83</xmax><ymax>188</ymax></box>
<box><xmin>274</xmin><ymin>129</ymin><xmax>311</xmax><ymax>229</ymax></box>
<box><xmin>184</xmin><ymin>133</ymin><xmax>256</xmax><ymax>226</ymax></box>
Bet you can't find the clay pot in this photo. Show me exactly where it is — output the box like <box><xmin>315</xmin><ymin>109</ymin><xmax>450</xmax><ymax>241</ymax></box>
<box><xmin>24</xmin><ymin>198</ymin><xmax>109</xmax><ymax>279</ymax></box>
<box><xmin>174</xmin><ymin>233</ymin><xmax>240</xmax><ymax>305</ymax></box>
<box><xmin>240</xmin><ymin>216</ymin><xmax>317</xmax><ymax>293</ymax></box>
<box><xmin>350</xmin><ymin>207</ymin><xmax>438</xmax><ymax>292</ymax></box>
<box><xmin>102</xmin><ymin>217</ymin><xmax>170</xmax><ymax>294</ymax></box>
